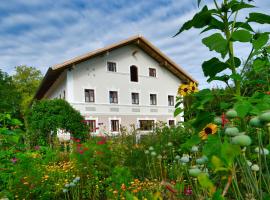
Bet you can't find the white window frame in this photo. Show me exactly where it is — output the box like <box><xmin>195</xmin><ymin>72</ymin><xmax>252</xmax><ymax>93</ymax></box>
<box><xmin>106</xmin><ymin>61</ymin><xmax>117</xmax><ymax>72</ymax></box>
<box><xmin>131</xmin><ymin>92</ymin><xmax>139</xmax><ymax>105</ymax></box>
<box><xmin>84</xmin><ymin>116</ymin><xmax>99</xmax><ymax>134</ymax></box>
<box><xmin>149</xmin><ymin>93</ymin><xmax>157</xmax><ymax>106</ymax></box>
<box><xmin>109</xmin><ymin>117</ymin><xmax>121</xmax><ymax>134</ymax></box>
<box><xmin>149</xmin><ymin>68</ymin><xmax>157</xmax><ymax>77</ymax></box>
<box><xmin>137</xmin><ymin>118</ymin><xmax>157</xmax><ymax>132</ymax></box>
<box><xmin>168</xmin><ymin>95</ymin><xmax>175</xmax><ymax>106</ymax></box>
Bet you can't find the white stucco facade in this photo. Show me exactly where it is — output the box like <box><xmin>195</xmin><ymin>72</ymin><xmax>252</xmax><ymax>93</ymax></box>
<box><xmin>43</xmin><ymin>43</ymin><xmax>185</xmax><ymax>135</ymax></box>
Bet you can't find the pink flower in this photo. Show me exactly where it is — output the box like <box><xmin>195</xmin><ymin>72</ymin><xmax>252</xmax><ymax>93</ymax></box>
<box><xmin>34</xmin><ymin>146</ymin><xmax>40</xmax><ymax>150</ymax></box>
<box><xmin>11</xmin><ymin>157</ymin><xmax>18</xmax><ymax>163</ymax></box>
<box><xmin>184</xmin><ymin>186</ymin><xmax>192</xmax><ymax>196</ymax></box>
<box><xmin>221</xmin><ymin>112</ymin><xmax>229</xmax><ymax>128</ymax></box>
<box><xmin>97</xmin><ymin>136</ymin><xmax>106</xmax><ymax>145</ymax></box>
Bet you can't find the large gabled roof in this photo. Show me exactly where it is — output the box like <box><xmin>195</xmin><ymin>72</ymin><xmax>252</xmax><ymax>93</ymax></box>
<box><xmin>34</xmin><ymin>35</ymin><xmax>197</xmax><ymax>100</ymax></box>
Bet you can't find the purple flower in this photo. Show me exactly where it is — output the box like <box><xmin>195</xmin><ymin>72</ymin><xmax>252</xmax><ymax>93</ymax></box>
<box><xmin>11</xmin><ymin>157</ymin><xmax>18</xmax><ymax>164</ymax></box>
<box><xmin>34</xmin><ymin>146</ymin><xmax>40</xmax><ymax>150</ymax></box>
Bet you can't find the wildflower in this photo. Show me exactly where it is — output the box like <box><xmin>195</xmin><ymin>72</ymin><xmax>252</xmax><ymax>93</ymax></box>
<box><xmin>167</xmin><ymin>142</ymin><xmax>173</xmax><ymax>147</ymax></box>
<box><xmin>251</xmin><ymin>164</ymin><xmax>259</xmax><ymax>171</ymax></box>
<box><xmin>178</xmin><ymin>84</ymin><xmax>190</xmax><ymax>96</ymax></box>
<box><xmin>184</xmin><ymin>186</ymin><xmax>192</xmax><ymax>196</ymax></box>
<box><xmin>145</xmin><ymin>150</ymin><xmax>150</xmax><ymax>154</ymax></box>
<box><xmin>191</xmin><ymin>146</ymin><xmax>199</xmax><ymax>152</ymax></box>
<box><xmin>199</xmin><ymin>123</ymin><xmax>217</xmax><ymax>140</ymax></box>
<box><xmin>97</xmin><ymin>136</ymin><xmax>106</xmax><ymax>145</ymax></box>
<box><xmin>11</xmin><ymin>157</ymin><xmax>18</xmax><ymax>164</ymax></box>
<box><xmin>121</xmin><ymin>183</ymin><xmax>126</xmax><ymax>191</ymax></box>
<box><xmin>34</xmin><ymin>146</ymin><xmax>40</xmax><ymax>150</ymax></box>
<box><xmin>113</xmin><ymin>190</ymin><xmax>118</xmax><ymax>194</ymax></box>
<box><xmin>151</xmin><ymin>151</ymin><xmax>156</xmax><ymax>157</ymax></box>
<box><xmin>189</xmin><ymin>82</ymin><xmax>198</xmax><ymax>93</ymax></box>
<box><xmin>221</xmin><ymin>113</ymin><xmax>229</xmax><ymax>128</ymax></box>
<box><xmin>149</xmin><ymin>146</ymin><xmax>154</xmax><ymax>151</ymax></box>
<box><xmin>62</xmin><ymin>189</ymin><xmax>68</xmax><ymax>193</ymax></box>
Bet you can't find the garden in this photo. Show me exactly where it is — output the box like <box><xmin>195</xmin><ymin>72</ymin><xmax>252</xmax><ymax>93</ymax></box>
<box><xmin>0</xmin><ymin>0</ymin><xmax>270</xmax><ymax>199</ymax></box>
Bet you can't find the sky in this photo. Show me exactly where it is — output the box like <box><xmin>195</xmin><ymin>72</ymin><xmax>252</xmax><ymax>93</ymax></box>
<box><xmin>0</xmin><ymin>0</ymin><xmax>269</xmax><ymax>89</ymax></box>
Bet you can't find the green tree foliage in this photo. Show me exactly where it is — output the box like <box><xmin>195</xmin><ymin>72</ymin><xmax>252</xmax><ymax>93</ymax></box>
<box><xmin>175</xmin><ymin>0</ymin><xmax>270</xmax><ymax>96</ymax></box>
<box><xmin>0</xmin><ymin>69</ymin><xmax>21</xmax><ymax>116</ymax></box>
<box><xmin>25</xmin><ymin>99</ymin><xmax>88</xmax><ymax>146</ymax></box>
<box><xmin>12</xmin><ymin>66</ymin><xmax>43</xmax><ymax>114</ymax></box>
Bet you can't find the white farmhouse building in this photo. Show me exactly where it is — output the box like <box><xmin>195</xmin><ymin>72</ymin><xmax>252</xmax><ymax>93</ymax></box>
<box><xmin>34</xmin><ymin>36</ymin><xmax>196</xmax><ymax>135</ymax></box>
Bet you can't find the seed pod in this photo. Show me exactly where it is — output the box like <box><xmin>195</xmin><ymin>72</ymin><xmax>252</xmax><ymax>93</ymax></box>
<box><xmin>249</xmin><ymin>117</ymin><xmax>263</xmax><ymax>127</ymax></box>
<box><xmin>226</xmin><ymin>109</ymin><xmax>238</xmax><ymax>118</ymax></box>
<box><xmin>232</xmin><ymin>135</ymin><xmax>252</xmax><ymax>146</ymax></box>
<box><xmin>259</xmin><ymin>111</ymin><xmax>270</xmax><ymax>122</ymax></box>
<box><xmin>214</xmin><ymin>117</ymin><xmax>222</xmax><ymax>125</ymax></box>
<box><xmin>188</xmin><ymin>168</ymin><xmax>202</xmax><ymax>177</ymax></box>
<box><xmin>225</xmin><ymin>127</ymin><xmax>240</xmax><ymax>136</ymax></box>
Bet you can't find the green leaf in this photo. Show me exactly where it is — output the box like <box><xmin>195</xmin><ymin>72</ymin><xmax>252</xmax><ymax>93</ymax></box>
<box><xmin>192</xmin><ymin>111</ymin><xmax>215</xmax><ymax>132</ymax></box>
<box><xmin>182</xmin><ymin>135</ymin><xmax>201</xmax><ymax>150</ymax></box>
<box><xmin>198</xmin><ymin>173</ymin><xmax>215</xmax><ymax>193</ymax></box>
<box><xmin>203</xmin><ymin>135</ymin><xmax>222</xmax><ymax>157</ymax></box>
<box><xmin>197</xmin><ymin>0</ymin><xmax>202</xmax><ymax>7</ymax></box>
<box><xmin>174</xmin><ymin>107</ymin><xmax>183</xmax><ymax>117</ymax></box>
<box><xmin>200</xmin><ymin>18</ymin><xmax>224</xmax><ymax>34</ymax></box>
<box><xmin>221</xmin><ymin>142</ymin><xmax>241</xmax><ymax>167</ymax></box>
<box><xmin>234</xmin><ymin>22</ymin><xmax>254</xmax><ymax>32</ymax></box>
<box><xmin>208</xmin><ymin>75</ymin><xmax>230</xmax><ymax>83</ymax></box>
<box><xmin>202</xmin><ymin>33</ymin><xmax>228</xmax><ymax>58</ymax></box>
<box><xmin>174</xmin><ymin>6</ymin><xmax>213</xmax><ymax>36</ymax></box>
<box><xmin>234</xmin><ymin>100</ymin><xmax>253</xmax><ymax>118</ymax></box>
<box><xmin>253</xmin><ymin>58</ymin><xmax>267</xmax><ymax>72</ymax></box>
<box><xmin>230</xmin><ymin>1</ymin><xmax>255</xmax><ymax>13</ymax></box>
<box><xmin>226</xmin><ymin>57</ymin><xmax>241</xmax><ymax>68</ymax></box>
<box><xmin>231</xmin><ymin>30</ymin><xmax>252</xmax><ymax>42</ymax></box>
<box><xmin>202</xmin><ymin>58</ymin><xmax>230</xmax><ymax>80</ymax></box>
<box><xmin>230</xmin><ymin>73</ymin><xmax>242</xmax><ymax>81</ymax></box>
<box><xmin>248</xmin><ymin>12</ymin><xmax>270</xmax><ymax>24</ymax></box>
<box><xmin>253</xmin><ymin>33</ymin><xmax>269</xmax><ymax>51</ymax></box>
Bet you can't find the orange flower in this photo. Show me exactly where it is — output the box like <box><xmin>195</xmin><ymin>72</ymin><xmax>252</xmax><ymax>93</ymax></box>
<box><xmin>189</xmin><ymin>82</ymin><xmax>198</xmax><ymax>93</ymax></box>
<box><xmin>121</xmin><ymin>183</ymin><xmax>126</xmax><ymax>191</ymax></box>
<box><xmin>178</xmin><ymin>84</ymin><xmax>190</xmax><ymax>96</ymax></box>
<box><xmin>199</xmin><ymin>123</ymin><xmax>218</xmax><ymax>140</ymax></box>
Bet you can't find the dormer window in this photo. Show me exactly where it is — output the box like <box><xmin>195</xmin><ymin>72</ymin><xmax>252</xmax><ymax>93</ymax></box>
<box><xmin>130</xmin><ymin>65</ymin><xmax>138</xmax><ymax>82</ymax></box>
<box><xmin>107</xmin><ymin>62</ymin><xmax>116</xmax><ymax>72</ymax></box>
<box><xmin>149</xmin><ymin>68</ymin><xmax>156</xmax><ymax>77</ymax></box>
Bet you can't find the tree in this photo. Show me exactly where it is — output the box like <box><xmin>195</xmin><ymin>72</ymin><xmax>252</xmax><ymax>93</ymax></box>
<box><xmin>25</xmin><ymin>99</ymin><xmax>89</xmax><ymax>146</ymax></box>
<box><xmin>0</xmin><ymin>69</ymin><xmax>21</xmax><ymax>116</ymax></box>
<box><xmin>12</xmin><ymin>66</ymin><xmax>43</xmax><ymax>114</ymax></box>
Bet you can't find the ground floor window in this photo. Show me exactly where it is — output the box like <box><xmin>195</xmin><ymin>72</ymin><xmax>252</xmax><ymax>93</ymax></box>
<box><xmin>85</xmin><ymin>120</ymin><xmax>96</xmax><ymax>133</ymax></box>
<box><xmin>111</xmin><ymin>120</ymin><xmax>120</xmax><ymax>132</ymax></box>
<box><xmin>139</xmin><ymin>120</ymin><xmax>155</xmax><ymax>131</ymax></box>
<box><xmin>168</xmin><ymin>120</ymin><xmax>175</xmax><ymax>127</ymax></box>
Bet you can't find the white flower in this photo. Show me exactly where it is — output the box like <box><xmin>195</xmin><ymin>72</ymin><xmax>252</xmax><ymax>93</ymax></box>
<box><xmin>167</xmin><ymin>142</ymin><xmax>173</xmax><ymax>147</ymax></box>
<box><xmin>65</xmin><ymin>184</ymin><xmax>70</xmax><ymax>188</ymax></box>
<box><xmin>144</xmin><ymin>150</ymin><xmax>150</xmax><ymax>154</ymax></box>
<box><xmin>251</xmin><ymin>164</ymin><xmax>260</xmax><ymax>171</ymax></box>
<box><xmin>180</xmin><ymin>156</ymin><xmax>189</xmax><ymax>163</ymax></box>
<box><xmin>246</xmin><ymin>160</ymin><xmax>252</xmax><ymax>167</ymax></box>
<box><xmin>175</xmin><ymin>155</ymin><xmax>180</xmax><ymax>160</ymax></box>
<box><xmin>149</xmin><ymin>146</ymin><xmax>154</xmax><ymax>151</ymax></box>
<box><xmin>255</xmin><ymin>147</ymin><xmax>269</xmax><ymax>155</ymax></box>
<box><xmin>151</xmin><ymin>151</ymin><xmax>156</xmax><ymax>157</ymax></box>
<box><xmin>63</xmin><ymin>189</ymin><xmax>68</xmax><ymax>193</ymax></box>
<box><xmin>191</xmin><ymin>146</ymin><xmax>199</xmax><ymax>152</ymax></box>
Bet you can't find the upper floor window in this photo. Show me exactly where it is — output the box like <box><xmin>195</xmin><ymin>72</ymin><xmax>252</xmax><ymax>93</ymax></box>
<box><xmin>107</xmin><ymin>62</ymin><xmax>116</xmax><ymax>72</ymax></box>
<box><xmin>85</xmin><ymin>89</ymin><xmax>95</xmax><ymax>102</ymax></box>
<box><xmin>109</xmin><ymin>91</ymin><xmax>118</xmax><ymax>104</ymax></box>
<box><xmin>150</xmin><ymin>94</ymin><xmax>157</xmax><ymax>105</ymax></box>
<box><xmin>130</xmin><ymin>65</ymin><xmax>138</xmax><ymax>82</ymax></box>
<box><xmin>131</xmin><ymin>93</ymin><xmax>139</xmax><ymax>105</ymax></box>
<box><xmin>168</xmin><ymin>95</ymin><xmax>174</xmax><ymax>106</ymax></box>
<box><xmin>149</xmin><ymin>68</ymin><xmax>156</xmax><ymax>77</ymax></box>
<box><xmin>111</xmin><ymin>120</ymin><xmax>120</xmax><ymax>132</ymax></box>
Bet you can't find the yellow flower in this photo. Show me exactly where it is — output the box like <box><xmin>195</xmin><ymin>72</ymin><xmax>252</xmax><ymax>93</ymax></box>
<box><xmin>199</xmin><ymin>123</ymin><xmax>218</xmax><ymax>140</ymax></box>
<box><xmin>189</xmin><ymin>82</ymin><xmax>198</xmax><ymax>93</ymax></box>
<box><xmin>178</xmin><ymin>84</ymin><xmax>190</xmax><ymax>96</ymax></box>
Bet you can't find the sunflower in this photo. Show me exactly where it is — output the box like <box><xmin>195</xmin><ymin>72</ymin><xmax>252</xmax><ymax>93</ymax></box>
<box><xmin>178</xmin><ymin>84</ymin><xmax>190</xmax><ymax>96</ymax></box>
<box><xmin>189</xmin><ymin>82</ymin><xmax>198</xmax><ymax>93</ymax></box>
<box><xmin>199</xmin><ymin>123</ymin><xmax>218</xmax><ymax>140</ymax></box>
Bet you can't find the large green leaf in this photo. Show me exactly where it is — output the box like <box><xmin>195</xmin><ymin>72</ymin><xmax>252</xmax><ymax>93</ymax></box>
<box><xmin>174</xmin><ymin>6</ymin><xmax>213</xmax><ymax>36</ymax></box>
<box><xmin>226</xmin><ymin>56</ymin><xmax>241</xmax><ymax>68</ymax></box>
<box><xmin>248</xmin><ymin>12</ymin><xmax>270</xmax><ymax>24</ymax></box>
<box><xmin>252</xmin><ymin>58</ymin><xmax>268</xmax><ymax>73</ymax></box>
<box><xmin>234</xmin><ymin>22</ymin><xmax>254</xmax><ymax>32</ymax></box>
<box><xmin>253</xmin><ymin>33</ymin><xmax>269</xmax><ymax>51</ymax></box>
<box><xmin>229</xmin><ymin>1</ymin><xmax>255</xmax><ymax>13</ymax></box>
<box><xmin>221</xmin><ymin>142</ymin><xmax>241</xmax><ymax>167</ymax></box>
<box><xmin>202</xmin><ymin>33</ymin><xmax>228</xmax><ymax>57</ymax></box>
<box><xmin>234</xmin><ymin>100</ymin><xmax>253</xmax><ymax>118</ymax></box>
<box><xmin>208</xmin><ymin>75</ymin><xmax>230</xmax><ymax>83</ymax></box>
<box><xmin>202</xmin><ymin>57</ymin><xmax>230</xmax><ymax>80</ymax></box>
<box><xmin>198</xmin><ymin>173</ymin><xmax>215</xmax><ymax>193</ymax></box>
<box><xmin>201</xmin><ymin>18</ymin><xmax>224</xmax><ymax>33</ymax></box>
<box><xmin>231</xmin><ymin>30</ymin><xmax>252</xmax><ymax>42</ymax></box>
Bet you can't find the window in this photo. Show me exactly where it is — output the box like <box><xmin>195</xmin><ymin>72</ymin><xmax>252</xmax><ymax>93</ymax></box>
<box><xmin>85</xmin><ymin>89</ymin><xmax>95</xmax><ymax>102</ymax></box>
<box><xmin>109</xmin><ymin>91</ymin><xmax>118</xmax><ymax>103</ymax></box>
<box><xmin>130</xmin><ymin>65</ymin><xmax>138</xmax><ymax>82</ymax></box>
<box><xmin>111</xmin><ymin>120</ymin><xmax>119</xmax><ymax>132</ymax></box>
<box><xmin>168</xmin><ymin>120</ymin><xmax>175</xmax><ymax>127</ymax></box>
<box><xmin>150</xmin><ymin>94</ymin><xmax>157</xmax><ymax>105</ymax></box>
<box><xmin>85</xmin><ymin>120</ymin><xmax>96</xmax><ymax>132</ymax></box>
<box><xmin>107</xmin><ymin>62</ymin><xmax>116</xmax><ymax>72</ymax></box>
<box><xmin>131</xmin><ymin>93</ymin><xmax>139</xmax><ymax>105</ymax></box>
<box><xmin>149</xmin><ymin>68</ymin><xmax>156</xmax><ymax>77</ymax></box>
<box><xmin>168</xmin><ymin>95</ymin><xmax>174</xmax><ymax>106</ymax></box>
<box><xmin>139</xmin><ymin>120</ymin><xmax>155</xmax><ymax>131</ymax></box>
